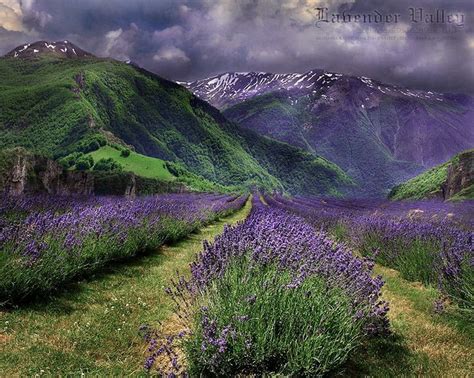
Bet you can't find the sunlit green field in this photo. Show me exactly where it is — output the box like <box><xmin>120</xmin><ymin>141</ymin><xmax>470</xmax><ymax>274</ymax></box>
<box><xmin>88</xmin><ymin>145</ymin><xmax>174</xmax><ymax>180</ymax></box>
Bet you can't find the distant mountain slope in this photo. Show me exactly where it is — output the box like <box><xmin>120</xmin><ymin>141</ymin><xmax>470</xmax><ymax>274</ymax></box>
<box><xmin>183</xmin><ymin>71</ymin><xmax>474</xmax><ymax>196</ymax></box>
<box><xmin>0</xmin><ymin>41</ymin><xmax>351</xmax><ymax>196</ymax></box>
<box><xmin>389</xmin><ymin>149</ymin><xmax>474</xmax><ymax>201</ymax></box>
<box><xmin>182</xmin><ymin>70</ymin><xmax>326</xmax><ymax>110</ymax></box>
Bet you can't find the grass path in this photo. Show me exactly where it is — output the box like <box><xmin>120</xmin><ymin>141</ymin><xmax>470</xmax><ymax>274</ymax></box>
<box><xmin>346</xmin><ymin>264</ymin><xmax>473</xmax><ymax>376</ymax></box>
<box><xmin>0</xmin><ymin>199</ymin><xmax>252</xmax><ymax>376</ymax></box>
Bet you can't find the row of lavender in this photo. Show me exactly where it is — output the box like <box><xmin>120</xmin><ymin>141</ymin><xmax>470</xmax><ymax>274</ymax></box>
<box><xmin>266</xmin><ymin>195</ymin><xmax>473</xmax><ymax>311</ymax></box>
<box><xmin>0</xmin><ymin>193</ymin><xmax>247</xmax><ymax>304</ymax></box>
<box><xmin>143</xmin><ymin>196</ymin><xmax>389</xmax><ymax>376</ymax></box>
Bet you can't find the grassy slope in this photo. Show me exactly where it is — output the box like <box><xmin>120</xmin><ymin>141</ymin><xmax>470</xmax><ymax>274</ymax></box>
<box><xmin>390</xmin><ymin>149</ymin><xmax>474</xmax><ymax>200</ymax></box>
<box><xmin>87</xmin><ymin>145</ymin><xmax>173</xmax><ymax>180</ymax></box>
<box><xmin>389</xmin><ymin>161</ymin><xmax>450</xmax><ymax>200</ymax></box>
<box><xmin>0</xmin><ymin>198</ymin><xmax>251</xmax><ymax>375</ymax></box>
<box><xmin>0</xmin><ymin>56</ymin><xmax>277</xmax><ymax>190</ymax></box>
<box><xmin>234</xmin><ymin>126</ymin><xmax>353</xmax><ymax>196</ymax></box>
<box><xmin>0</xmin><ymin>55</ymin><xmax>350</xmax><ymax>196</ymax></box>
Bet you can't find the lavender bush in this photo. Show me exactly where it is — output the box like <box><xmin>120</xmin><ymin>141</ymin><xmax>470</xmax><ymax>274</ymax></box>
<box><xmin>144</xmin><ymin>197</ymin><xmax>388</xmax><ymax>375</ymax></box>
<box><xmin>0</xmin><ymin>193</ymin><xmax>247</xmax><ymax>303</ymax></box>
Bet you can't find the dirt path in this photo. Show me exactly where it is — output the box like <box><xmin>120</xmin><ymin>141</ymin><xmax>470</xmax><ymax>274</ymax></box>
<box><xmin>0</xmin><ymin>199</ymin><xmax>252</xmax><ymax>376</ymax></box>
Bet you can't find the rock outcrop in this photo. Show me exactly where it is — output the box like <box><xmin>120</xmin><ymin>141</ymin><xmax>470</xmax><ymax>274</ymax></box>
<box><xmin>0</xmin><ymin>148</ymin><xmax>94</xmax><ymax>195</ymax></box>
<box><xmin>443</xmin><ymin>150</ymin><xmax>474</xmax><ymax>199</ymax></box>
<box><xmin>0</xmin><ymin>148</ymin><xmax>184</xmax><ymax>196</ymax></box>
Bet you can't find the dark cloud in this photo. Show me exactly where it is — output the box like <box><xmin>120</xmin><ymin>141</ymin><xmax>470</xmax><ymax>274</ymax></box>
<box><xmin>1</xmin><ymin>0</ymin><xmax>473</xmax><ymax>93</ymax></box>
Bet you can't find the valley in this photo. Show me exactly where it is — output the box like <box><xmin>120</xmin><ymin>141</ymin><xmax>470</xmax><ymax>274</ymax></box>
<box><xmin>184</xmin><ymin>71</ymin><xmax>474</xmax><ymax>196</ymax></box>
<box><xmin>0</xmin><ymin>36</ymin><xmax>472</xmax><ymax>377</ymax></box>
<box><xmin>0</xmin><ymin>44</ymin><xmax>351</xmax><ymax>197</ymax></box>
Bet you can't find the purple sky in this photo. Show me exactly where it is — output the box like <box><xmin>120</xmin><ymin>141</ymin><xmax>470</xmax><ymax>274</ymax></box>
<box><xmin>0</xmin><ymin>0</ymin><xmax>473</xmax><ymax>93</ymax></box>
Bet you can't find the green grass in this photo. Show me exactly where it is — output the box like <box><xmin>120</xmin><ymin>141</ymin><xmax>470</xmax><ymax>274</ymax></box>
<box><xmin>0</xmin><ymin>198</ymin><xmax>252</xmax><ymax>375</ymax></box>
<box><xmin>345</xmin><ymin>264</ymin><xmax>474</xmax><ymax>376</ymax></box>
<box><xmin>87</xmin><ymin>145</ymin><xmax>173</xmax><ymax>180</ymax></box>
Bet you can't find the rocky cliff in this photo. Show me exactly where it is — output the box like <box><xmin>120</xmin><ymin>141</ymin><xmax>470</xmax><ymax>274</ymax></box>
<box><xmin>389</xmin><ymin>149</ymin><xmax>474</xmax><ymax>201</ymax></box>
<box><xmin>0</xmin><ymin>148</ymin><xmax>94</xmax><ymax>196</ymax></box>
<box><xmin>0</xmin><ymin>148</ymin><xmax>183</xmax><ymax>196</ymax></box>
<box><xmin>443</xmin><ymin>150</ymin><xmax>474</xmax><ymax>200</ymax></box>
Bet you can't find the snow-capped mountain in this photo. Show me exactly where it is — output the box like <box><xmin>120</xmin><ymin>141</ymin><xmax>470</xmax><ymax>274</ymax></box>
<box><xmin>5</xmin><ymin>40</ymin><xmax>93</xmax><ymax>59</ymax></box>
<box><xmin>180</xmin><ymin>70</ymin><xmax>447</xmax><ymax>110</ymax></box>
<box><xmin>182</xmin><ymin>69</ymin><xmax>474</xmax><ymax>196</ymax></box>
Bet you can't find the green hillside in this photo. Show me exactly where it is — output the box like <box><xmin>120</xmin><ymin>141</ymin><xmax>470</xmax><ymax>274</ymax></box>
<box><xmin>87</xmin><ymin>145</ymin><xmax>173</xmax><ymax>180</ymax></box>
<box><xmin>389</xmin><ymin>162</ymin><xmax>450</xmax><ymax>200</ymax></box>
<box><xmin>0</xmin><ymin>52</ymin><xmax>351</xmax><ymax>196</ymax></box>
<box><xmin>86</xmin><ymin>145</ymin><xmax>236</xmax><ymax>193</ymax></box>
<box><xmin>389</xmin><ymin>149</ymin><xmax>474</xmax><ymax>200</ymax></box>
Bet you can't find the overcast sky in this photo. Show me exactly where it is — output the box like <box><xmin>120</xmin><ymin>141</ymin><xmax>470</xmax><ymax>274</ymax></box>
<box><xmin>0</xmin><ymin>0</ymin><xmax>473</xmax><ymax>93</ymax></box>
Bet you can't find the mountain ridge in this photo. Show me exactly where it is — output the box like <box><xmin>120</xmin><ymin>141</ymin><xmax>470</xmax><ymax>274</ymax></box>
<box><xmin>181</xmin><ymin>69</ymin><xmax>456</xmax><ymax>110</ymax></box>
<box><xmin>183</xmin><ymin>70</ymin><xmax>474</xmax><ymax>196</ymax></box>
<box><xmin>0</xmin><ymin>41</ymin><xmax>351</xmax><ymax>196</ymax></box>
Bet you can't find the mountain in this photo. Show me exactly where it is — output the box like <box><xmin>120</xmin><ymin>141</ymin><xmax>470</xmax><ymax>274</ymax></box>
<box><xmin>389</xmin><ymin>149</ymin><xmax>474</xmax><ymax>201</ymax></box>
<box><xmin>183</xmin><ymin>71</ymin><xmax>474</xmax><ymax>196</ymax></box>
<box><xmin>6</xmin><ymin>40</ymin><xmax>93</xmax><ymax>59</ymax></box>
<box><xmin>0</xmin><ymin>41</ymin><xmax>351</xmax><ymax>196</ymax></box>
<box><xmin>181</xmin><ymin>70</ymin><xmax>328</xmax><ymax>110</ymax></box>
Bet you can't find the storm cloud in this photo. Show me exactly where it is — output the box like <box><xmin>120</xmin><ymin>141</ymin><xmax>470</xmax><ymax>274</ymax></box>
<box><xmin>0</xmin><ymin>0</ymin><xmax>473</xmax><ymax>93</ymax></box>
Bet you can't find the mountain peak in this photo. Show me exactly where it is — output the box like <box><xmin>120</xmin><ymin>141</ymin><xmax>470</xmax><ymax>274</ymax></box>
<box><xmin>5</xmin><ymin>40</ymin><xmax>94</xmax><ymax>59</ymax></box>
<box><xmin>182</xmin><ymin>69</ymin><xmax>446</xmax><ymax>109</ymax></box>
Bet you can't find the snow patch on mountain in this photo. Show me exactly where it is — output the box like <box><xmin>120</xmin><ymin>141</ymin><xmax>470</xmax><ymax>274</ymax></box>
<box><xmin>182</xmin><ymin>69</ymin><xmax>444</xmax><ymax>109</ymax></box>
<box><xmin>5</xmin><ymin>40</ymin><xmax>93</xmax><ymax>59</ymax></box>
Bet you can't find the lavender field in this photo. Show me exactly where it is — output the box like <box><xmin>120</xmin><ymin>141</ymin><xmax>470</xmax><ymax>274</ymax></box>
<box><xmin>1</xmin><ymin>0</ymin><xmax>473</xmax><ymax>374</ymax></box>
<box><xmin>140</xmin><ymin>195</ymin><xmax>473</xmax><ymax>376</ymax></box>
<box><xmin>1</xmin><ymin>192</ymin><xmax>473</xmax><ymax>375</ymax></box>
<box><xmin>0</xmin><ymin>193</ymin><xmax>247</xmax><ymax>303</ymax></box>
<box><xmin>266</xmin><ymin>196</ymin><xmax>474</xmax><ymax>310</ymax></box>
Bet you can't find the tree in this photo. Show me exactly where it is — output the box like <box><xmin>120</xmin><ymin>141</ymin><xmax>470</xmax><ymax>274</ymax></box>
<box><xmin>93</xmin><ymin>158</ymin><xmax>123</xmax><ymax>172</ymax></box>
<box><xmin>120</xmin><ymin>148</ymin><xmax>131</xmax><ymax>158</ymax></box>
<box><xmin>58</xmin><ymin>152</ymin><xmax>84</xmax><ymax>168</ymax></box>
<box><xmin>75</xmin><ymin>155</ymin><xmax>94</xmax><ymax>171</ymax></box>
